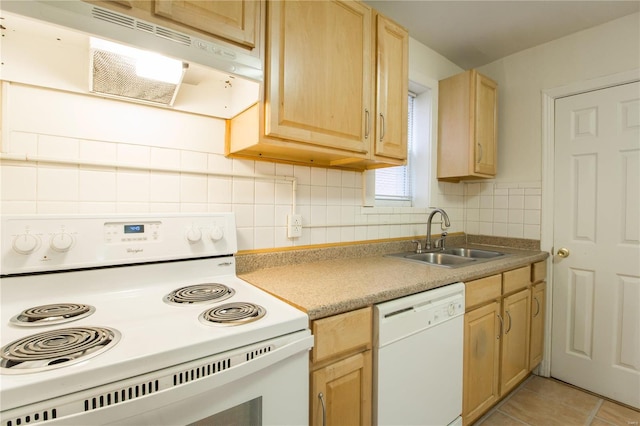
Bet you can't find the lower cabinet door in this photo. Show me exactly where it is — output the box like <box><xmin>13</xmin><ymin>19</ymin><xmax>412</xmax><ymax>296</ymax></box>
<box><xmin>529</xmin><ymin>282</ymin><xmax>547</xmax><ymax>369</ymax></box>
<box><xmin>311</xmin><ymin>350</ymin><xmax>372</xmax><ymax>426</ymax></box>
<box><xmin>500</xmin><ymin>288</ymin><xmax>532</xmax><ymax>395</ymax></box>
<box><xmin>463</xmin><ymin>301</ymin><xmax>501</xmax><ymax>426</ymax></box>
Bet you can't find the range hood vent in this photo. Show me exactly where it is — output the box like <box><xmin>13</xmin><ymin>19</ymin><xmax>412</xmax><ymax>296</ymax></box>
<box><xmin>90</xmin><ymin>7</ymin><xmax>191</xmax><ymax>47</ymax></box>
<box><xmin>90</xmin><ymin>48</ymin><xmax>187</xmax><ymax>107</ymax></box>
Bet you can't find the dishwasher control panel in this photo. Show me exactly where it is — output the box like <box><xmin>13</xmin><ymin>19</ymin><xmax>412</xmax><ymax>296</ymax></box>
<box><xmin>374</xmin><ymin>282</ymin><xmax>465</xmax><ymax>348</ymax></box>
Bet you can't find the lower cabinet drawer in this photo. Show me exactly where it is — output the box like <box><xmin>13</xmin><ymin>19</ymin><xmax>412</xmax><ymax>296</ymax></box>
<box><xmin>311</xmin><ymin>307</ymin><xmax>372</xmax><ymax>364</ymax></box>
<box><xmin>465</xmin><ymin>274</ymin><xmax>501</xmax><ymax>310</ymax></box>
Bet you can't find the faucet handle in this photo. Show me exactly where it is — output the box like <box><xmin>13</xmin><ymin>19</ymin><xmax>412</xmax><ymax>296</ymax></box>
<box><xmin>434</xmin><ymin>232</ymin><xmax>448</xmax><ymax>249</ymax></box>
<box><xmin>411</xmin><ymin>240</ymin><xmax>423</xmax><ymax>254</ymax></box>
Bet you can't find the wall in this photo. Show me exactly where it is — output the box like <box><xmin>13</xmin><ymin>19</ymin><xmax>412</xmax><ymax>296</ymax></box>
<box><xmin>3</xmin><ymin>12</ymin><xmax>636</xmax><ymax>249</ymax></box>
<box><xmin>477</xmin><ymin>12</ymin><xmax>640</xmax><ymax>184</ymax></box>
<box><xmin>0</xmin><ymin>36</ymin><xmax>465</xmax><ymax>251</ymax></box>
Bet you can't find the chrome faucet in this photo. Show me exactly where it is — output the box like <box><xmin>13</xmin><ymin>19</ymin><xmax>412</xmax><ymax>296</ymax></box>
<box><xmin>426</xmin><ymin>208</ymin><xmax>450</xmax><ymax>250</ymax></box>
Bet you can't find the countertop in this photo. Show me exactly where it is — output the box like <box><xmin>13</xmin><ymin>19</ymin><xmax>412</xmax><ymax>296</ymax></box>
<box><xmin>239</xmin><ymin>244</ymin><xmax>549</xmax><ymax>320</ymax></box>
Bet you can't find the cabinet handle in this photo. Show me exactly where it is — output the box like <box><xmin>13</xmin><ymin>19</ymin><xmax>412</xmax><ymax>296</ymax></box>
<box><xmin>505</xmin><ymin>310</ymin><xmax>512</xmax><ymax>334</ymax></box>
<box><xmin>365</xmin><ymin>109</ymin><xmax>370</xmax><ymax>139</ymax></box>
<box><xmin>318</xmin><ymin>392</ymin><xmax>326</xmax><ymax>426</ymax></box>
<box><xmin>380</xmin><ymin>113</ymin><xmax>385</xmax><ymax>141</ymax></box>
<box><xmin>477</xmin><ymin>143</ymin><xmax>483</xmax><ymax>163</ymax></box>
<box><xmin>497</xmin><ymin>313</ymin><xmax>503</xmax><ymax>339</ymax></box>
<box><xmin>533</xmin><ymin>296</ymin><xmax>540</xmax><ymax>318</ymax></box>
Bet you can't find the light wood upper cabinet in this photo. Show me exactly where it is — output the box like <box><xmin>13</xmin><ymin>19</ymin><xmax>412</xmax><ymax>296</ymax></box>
<box><xmin>86</xmin><ymin>0</ymin><xmax>261</xmax><ymax>52</ymax></box>
<box><xmin>226</xmin><ymin>1</ymin><xmax>408</xmax><ymax>170</ymax></box>
<box><xmin>374</xmin><ymin>13</ymin><xmax>409</xmax><ymax>160</ymax></box>
<box><xmin>438</xmin><ymin>69</ymin><xmax>497</xmax><ymax>182</ymax></box>
<box><xmin>154</xmin><ymin>1</ymin><xmax>258</xmax><ymax>49</ymax></box>
<box><xmin>264</xmin><ymin>0</ymin><xmax>371</xmax><ymax>154</ymax></box>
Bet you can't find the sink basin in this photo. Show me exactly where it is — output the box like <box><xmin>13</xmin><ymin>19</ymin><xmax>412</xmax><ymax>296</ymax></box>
<box><xmin>386</xmin><ymin>247</ymin><xmax>507</xmax><ymax>268</ymax></box>
<box><xmin>386</xmin><ymin>251</ymin><xmax>476</xmax><ymax>268</ymax></box>
<box><xmin>441</xmin><ymin>247</ymin><xmax>505</xmax><ymax>259</ymax></box>
<box><xmin>406</xmin><ymin>252</ymin><xmax>476</xmax><ymax>266</ymax></box>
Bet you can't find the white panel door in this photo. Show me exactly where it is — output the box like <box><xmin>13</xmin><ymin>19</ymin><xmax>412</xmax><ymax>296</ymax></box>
<box><xmin>552</xmin><ymin>81</ymin><xmax>640</xmax><ymax>409</ymax></box>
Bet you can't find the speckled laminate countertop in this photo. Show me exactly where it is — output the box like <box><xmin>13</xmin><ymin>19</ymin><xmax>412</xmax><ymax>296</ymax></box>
<box><xmin>239</xmin><ymin>244</ymin><xmax>549</xmax><ymax>320</ymax></box>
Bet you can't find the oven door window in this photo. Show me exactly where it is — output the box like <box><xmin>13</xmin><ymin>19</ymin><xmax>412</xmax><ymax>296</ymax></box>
<box><xmin>189</xmin><ymin>397</ymin><xmax>261</xmax><ymax>426</ymax></box>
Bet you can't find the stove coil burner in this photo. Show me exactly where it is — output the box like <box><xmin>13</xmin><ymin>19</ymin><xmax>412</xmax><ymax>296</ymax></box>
<box><xmin>164</xmin><ymin>283</ymin><xmax>235</xmax><ymax>305</ymax></box>
<box><xmin>0</xmin><ymin>326</ymin><xmax>121</xmax><ymax>374</ymax></box>
<box><xmin>200</xmin><ymin>302</ymin><xmax>266</xmax><ymax>326</ymax></box>
<box><xmin>10</xmin><ymin>303</ymin><xmax>96</xmax><ymax>327</ymax></box>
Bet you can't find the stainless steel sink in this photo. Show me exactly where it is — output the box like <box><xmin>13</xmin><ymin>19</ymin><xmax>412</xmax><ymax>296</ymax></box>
<box><xmin>440</xmin><ymin>247</ymin><xmax>505</xmax><ymax>259</ymax></box>
<box><xmin>386</xmin><ymin>251</ymin><xmax>476</xmax><ymax>268</ymax></box>
<box><xmin>405</xmin><ymin>252</ymin><xmax>476</xmax><ymax>266</ymax></box>
<box><xmin>386</xmin><ymin>247</ymin><xmax>506</xmax><ymax>268</ymax></box>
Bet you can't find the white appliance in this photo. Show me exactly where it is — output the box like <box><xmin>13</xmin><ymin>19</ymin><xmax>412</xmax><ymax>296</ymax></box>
<box><xmin>0</xmin><ymin>213</ymin><xmax>313</xmax><ymax>426</ymax></box>
<box><xmin>374</xmin><ymin>283</ymin><xmax>465</xmax><ymax>426</ymax></box>
<box><xmin>0</xmin><ymin>1</ymin><xmax>262</xmax><ymax>82</ymax></box>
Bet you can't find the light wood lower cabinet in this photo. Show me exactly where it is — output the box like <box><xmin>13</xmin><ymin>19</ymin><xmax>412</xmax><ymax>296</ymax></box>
<box><xmin>500</xmin><ymin>287</ymin><xmax>531</xmax><ymax>395</ymax></box>
<box><xmin>529</xmin><ymin>281</ymin><xmax>546</xmax><ymax>369</ymax></box>
<box><xmin>463</xmin><ymin>264</ymin><xmax>536</xmax><ymax>426</ymax></box>
<box><xmin>529</xmin><ymin>260</ymin><xmax>547</xmax><ymax>370</ymax></box>
<box><xmin>463</xmin><ymin>300</ymin><xmax>501</xmax><ymax>425</ymax></box>
<box><xmin>311</xmin><ymin>350</ymin><xmax>372</xmax><ymax>426</ymax></box>
<box><xmin>310</xmin><ymin>307</ymin><xmax>372</xmax><ymax>426</ymax></box>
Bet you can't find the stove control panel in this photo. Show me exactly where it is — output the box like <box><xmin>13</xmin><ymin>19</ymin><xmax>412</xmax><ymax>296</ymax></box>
<box><xmin>1</xmin><ymin>214</ymin><xmax>238</xmax><ymax>275</ymax></box>
<box><xmin>104</xmin><ymin>221</ymin><xmax>162</xmax><ymax>244</ymax></box>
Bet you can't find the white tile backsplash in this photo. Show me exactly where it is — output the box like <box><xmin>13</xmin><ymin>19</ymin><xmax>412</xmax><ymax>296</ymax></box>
<box><xmin>464</xmin><ymin>181</ymin><xmax>542</xmax><ymax>240</ymax></box>
<box><xmin>2</xmin><ymin>87</ymin><xmax>542</xmax><ymax>250</ymax></box>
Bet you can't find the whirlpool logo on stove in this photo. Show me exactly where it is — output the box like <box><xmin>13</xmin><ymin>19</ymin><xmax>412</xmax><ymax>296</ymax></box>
<box><xmin>126</xmin><ymin>248</ymin><xmax>144</xmax><ymax>254</ymax></box>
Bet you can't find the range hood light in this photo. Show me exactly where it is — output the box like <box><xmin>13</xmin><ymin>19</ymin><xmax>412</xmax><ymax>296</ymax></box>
<box><xmin>89</xmin><ymin>37</ymin><xmax>187</xmax><ymax>106</ymax></box>
<box><xmin>135</xmin><ymin>54</ymin><xmax>184</xmax><ymax>85</ymax></box>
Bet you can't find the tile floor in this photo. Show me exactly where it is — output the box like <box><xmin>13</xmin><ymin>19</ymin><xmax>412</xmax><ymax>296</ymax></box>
<box><xmin>475</xmin><ymin>375</ymin><xmax>640</xmax><ymax>426</ymax></box>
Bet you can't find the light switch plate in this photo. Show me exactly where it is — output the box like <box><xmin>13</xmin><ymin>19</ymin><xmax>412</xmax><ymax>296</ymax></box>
<box><xmin>287</xmin><ymin>214</ymin><xmax>302</xmax><ymax>238</ymax></box>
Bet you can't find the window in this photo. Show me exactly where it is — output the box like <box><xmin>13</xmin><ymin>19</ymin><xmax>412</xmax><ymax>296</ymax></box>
<box><xmin>364</xmin><ymin>81</ymin><xmax>432</xmax><ymax>208</ymax></box>
<box><xmin>375</xmin><ymin>93</ymin><xmax>415</xmax><ymax>203</ymax></box>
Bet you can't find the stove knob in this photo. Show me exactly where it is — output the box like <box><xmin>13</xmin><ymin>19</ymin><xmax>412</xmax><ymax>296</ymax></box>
<box><xmin>12</xmin><ymin>233</ymin><xmax>40</xmax><ymax>255</ymax></box>
<box><xmin>186</xmin><ymin>227</ymin><xmax>202</xmax><ymax>244</ymax></box>
<box><xmin>209</xmin><ymin>226</ymin><xmax>224</xmax><ymax>242</ymax></box>
<box><xmin>50</xmin><ymin>233</ymin><xmax>74</xmax><ymax>252</ymax></box>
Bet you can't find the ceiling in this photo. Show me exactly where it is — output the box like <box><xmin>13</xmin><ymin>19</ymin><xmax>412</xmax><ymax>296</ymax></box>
<box><xmin>364</xmin><ymin>1</ymin><xmax>640</xmax><ymax>69</ymax></box>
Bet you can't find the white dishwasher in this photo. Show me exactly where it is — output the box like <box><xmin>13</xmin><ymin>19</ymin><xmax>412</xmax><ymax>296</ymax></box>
<box><xmin>374</xmin><ymin>282</ymin><xmax>465</xmax><ymax>426</ymax></box>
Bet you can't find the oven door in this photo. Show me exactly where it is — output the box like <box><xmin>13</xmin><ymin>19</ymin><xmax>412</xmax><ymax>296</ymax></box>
<box><xmin>2</xmin><ymin>332</ymin><xmax>313</xmax><ymax>426</ymax></box>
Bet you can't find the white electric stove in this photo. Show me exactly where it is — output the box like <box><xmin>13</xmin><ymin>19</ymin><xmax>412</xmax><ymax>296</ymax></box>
<box><xmin>0</xmin><ymin>214</ymin><xmax>313</xmax><ymax>426</ymax></box>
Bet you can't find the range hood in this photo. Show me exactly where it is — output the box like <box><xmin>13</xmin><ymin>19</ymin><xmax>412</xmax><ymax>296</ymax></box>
<box><xmin>0</xmin><ymin>1</ymin><xmax>260</xmax><ymax>118</ymax></box>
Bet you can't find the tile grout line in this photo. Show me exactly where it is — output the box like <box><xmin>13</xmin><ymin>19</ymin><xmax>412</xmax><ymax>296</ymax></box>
<box><xmin>494</xmin><ymin>377</ymin><xmax>535</xmax><ymax>425</ymax></box>
<box><xmin>474</xmin><ymin>376</ymin><xmax>535</xmax><ymax>425</ymax></box>
<box><xmin>585</xmin><ymin>398</ymin><xmax>604</xmax><ymax>425</ymax></box>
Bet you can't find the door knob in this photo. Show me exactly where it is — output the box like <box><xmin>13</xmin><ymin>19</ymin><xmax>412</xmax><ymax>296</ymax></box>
<box><xmin>557</xmin><ymin>248</ymin><xmax>570</xmax><ymax>258</ymax></box>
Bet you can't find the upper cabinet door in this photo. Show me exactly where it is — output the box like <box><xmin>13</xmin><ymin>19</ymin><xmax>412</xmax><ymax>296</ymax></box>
<box><xmin>374</xmin><ymin>14</ymin><xmax>408</xmax><ymax>160</ymax></box>
<box><xmin>437</xmin><ymin>69</ymin><xmax>498</xmax><ymax>182</ymax></box>
<box><xmin>265</xmin><ymin>0</ymin><xmax>372</xmax><ymax>154</ymax></box>
<box><xmin>154</xmin><ymin>0</ymin><xmax>259</xmax><ymax>49</ymax></box>
<box><xmin>473</xmin><ymin>72</ymin><xmax>497</xmax><ymax>175</ymax></box>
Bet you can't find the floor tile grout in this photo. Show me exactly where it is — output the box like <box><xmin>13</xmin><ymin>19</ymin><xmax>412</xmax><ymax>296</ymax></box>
<box><xmin>585</xmin><ymin>398</ymin><xmax>604</xmax><ymax>426</ymax></box>
<box><xmin>472</xmin><ymin>375</ymin><xmax>639</xmax><ymax>426</ymax></box>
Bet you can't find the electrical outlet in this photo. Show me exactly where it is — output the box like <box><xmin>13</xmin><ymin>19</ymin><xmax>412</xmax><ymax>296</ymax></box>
<box><xmin>287</xmin><ymin>214</ymin><xmax>303</xmax><ymax>238</ymax></box>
